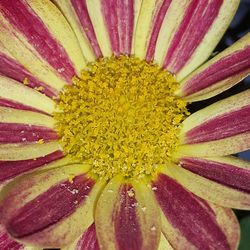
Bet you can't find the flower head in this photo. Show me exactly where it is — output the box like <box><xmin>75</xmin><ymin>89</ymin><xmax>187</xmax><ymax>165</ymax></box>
<box><xmin>0</xmin><ymin>0</ymin><xmax>249</xmax><ymax>249</ymax></box>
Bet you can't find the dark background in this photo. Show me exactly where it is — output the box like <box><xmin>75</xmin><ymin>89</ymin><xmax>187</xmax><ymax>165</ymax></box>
<box><xmin>188</xmin><ymin>0</ymin><xmax>250</xmax><ymax>249</ymax></box>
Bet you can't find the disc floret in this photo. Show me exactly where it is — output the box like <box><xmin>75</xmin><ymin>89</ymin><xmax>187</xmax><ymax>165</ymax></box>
<box><xmin>54</xmin><ymin>56</ymin><xmax>188</xmax><ymax>179</ymax></box>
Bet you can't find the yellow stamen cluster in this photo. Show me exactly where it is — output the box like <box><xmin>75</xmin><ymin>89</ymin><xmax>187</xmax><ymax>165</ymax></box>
<box><xmin>54</xmin><ymin>56</ymin><xmax>188</xmax><ymax>179</ymax></box>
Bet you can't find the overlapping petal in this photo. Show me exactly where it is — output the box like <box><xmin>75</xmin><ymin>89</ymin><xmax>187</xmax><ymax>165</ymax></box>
<box><xmin>85</xmin><ymin>0</ymin><xmax>142</xmax><ymax>57</ymax></box>
<box><xmin>0</xmin><ymin>165</ymin><xmax>105</xmax><ymax>248</ymax></box>
<box><xmin>0</xmin><ymin>224</ymin><xmax>24</xmax><ymax>250</ymax></box>
<box><xmin>0</xmin><ymin>107</ymin><xmax>61</xmax><ymax>162</ymax></box>
<box><xmin>158</xmin><ymin>234</ymin><xmax>173</xmax><ymax>250</ymax></box>
<box><xmin>53</xmin><ymin>0</ymin><xmax>101</xmax><ymax>61</ymax></box>
<box><xmin>0</xmin><ymin>107</ymin><xmax>55</xmax><ymax>128</ymax></box>
<box><xmin>62</xmin><ymin>223</ymin><xmax>100</xmax><ymax>250</ymax></box>
<box><xmin>177</xmin><ymin>89</ymin><xmax>250</xmax><ymax>157</ymax></box>
<box><xmin>0</xmin><ymin>41</ymin><xmax>57</xmax><ymax>98</ymax></box>
<box><xmin>0</xmin><ymin>124</ymin><xmax>58</xmax><ymax>144</ymax></box>
<box><xmin>0</xmin><ymin>75</ymin><xmax>55</xmax><ymax>114</ymax></box>
<box><xmin>85</xmin><ymin>0</ymin><xmax>112</xmax><ymax>57</ymax></box>
<box><xmin>0</xmin><ymin>142</ymin><xmax>61</xmax><ymax>161</ymax></box>
<box><xmin>95</xmin><ymin>176</ymin><xmax>161</xmax><ymax>250</ymax></box>
<box><xmin>176</xmin><ymin>33</ymin><xmax>250</xmax><ymax>101</ymax></box>
<box><xmin>163</xmin><ymin>0</ymin><xmax>239</xmax><ymax>80</ymax></box>
<box><xmin>0</xmin><ymin>104</ymin><xmax>61</xmax><ymax>161</ymax></box>
<box><xmin>0</xmin><ymin>153</ymin><xmax>68</xmax><ymax>185</ymax></box>
<box><xmin>0</xmin><ymin>0</ymin><xmax>86</xmax><ymax>94</ymax></box>
<box><xmin>167</xmin><ymin>157</ymin><xmax>250</xmax><ymax>209</ymax></box>
<box><xmin>152</xmin><ymin>171</ymin><xmax>240</xmax><ymax>249</ymax></box>
<box><xmin>133</xmin><ymin>0</ymin><xmax>239</xmax><ymax>80</ymax></box>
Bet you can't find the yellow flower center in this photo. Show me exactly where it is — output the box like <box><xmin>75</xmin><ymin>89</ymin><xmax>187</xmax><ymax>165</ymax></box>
<box><xmin>54</xmin><ymin>56</ymin><xmax>188</xmax><ymax>179</ymax></box>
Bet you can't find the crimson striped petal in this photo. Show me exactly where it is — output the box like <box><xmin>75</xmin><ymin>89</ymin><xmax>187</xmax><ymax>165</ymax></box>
<box><xmin>180</xmin><ymin>157</ymin><xmax>250</xmax><ymax>193</ymax></box>
<box><xmin>163</xmin><ymin>0</ymin><xmax>223</xmax><ymax>72</ymax></box>
<box><xmin>62</xmin><ymin>223</ymin><xmax>100</xmax><ymax>250</ymax></box>
<box><xmin>0</xmin><ymin>98</ymin><xmax>47</xmax><ymax>115</ymax></box>
<box><xmin>168</xmin><ymin>156</ymin><xmax>250</xmax><ymax>209</ymax></box>
<box><xmin>0</xmin><ymin>42</ymin><xmax>57</xmax><ymax>98</ymax></box>
<box><xmin>0</xmin><ymin>165</ymin><xmax>104</xmax><ymax>248</ymax></box>
<box><xmin>150</xmin><ymin>0</ymin><xmax>239</xmax><ymax>80</ymax></box>
<box><xmin>95</xmin><ymin>176</ymin><xmax>161</xmax><ymax>250</ymax></box>
<box><xmin>152</xmin><ymin>172</ymin><xmax>240</xmax><ymax>250</ymax></box>
<box><xmin>0</xmin><ymin>75</ymin><xmax>55</xmax><ymax>115</ymax></box>
<box><xmin>0</xmin><ymin>150</ymin><xmax>64</xmax><ymax>184</ymax></box>
<box><xmin>134</xmin><ymin>0</ymin><xmax>159</xmax><ymax>59</ymax></box>
<box><xmin>76</xmin><ymin>224</ymin><xmax>99</xmax><ymax>250</ymax></box>
<box><xmin>145</xmin><ymin>0</ymin><xmax>172</xmax><ymax>61</ymax></box>
<box><xmin>0</xmin><ymin>0</ymin><xmax>86</xmax><ymax>93</ymax></box>
<box><xmin>186</xmin><ymin>105</ymin><xmax>250</xmax><ymax>144</ymax></box>
<box><xmin>0</xmin><ymin>124</ymin><xmax>58</xmax><ymax>144</ymax></box>
<box><xmin>0</xmin><ymin>107</ymin><xmax>55</xmax><ymax>129</ymax></box>
<box><xmin>0</xmin><ymin>225</ymin><xmax>24</xmax><ymax>250</ymax></box>
<box><xmin>101</xmin><ymin>0</ymin><xmax>135</xmax><ymax>55</ymax></box>
<box><xmin>178</xmin><ymin>90</ymin><xmax>250</xmax><ymax>157</ymax></box>
<box><xmin>86</xmin><ymin>0</ymin><xmax>140</xmax><ymax>57</ymax></box>
<box><xmin>53</xmin><ymin>0</ymin><xmax>101</xmax><ymax>61</ymax></box>
<box><xmin>7</xmin><ymin>175</ymin><xmax>93</xmax><ymax>238</ymax></box>
<box><xmin>177</xmin><ymin>33</ymin><xmax>250</xmax><ymax>101</ymax></box>
<box><xmin>0</xmin><ymin>104</ymin><xmax>62</xmax><ymax>162</ymax></box>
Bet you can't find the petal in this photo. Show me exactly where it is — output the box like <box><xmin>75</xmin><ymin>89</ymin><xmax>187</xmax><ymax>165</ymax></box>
<box><xmin>133</xmin><ymin>0</ymin><xmax>156</xmax><ymax>59</ymax></box>
<box><xmin>0</xmin><ymin>75</ymin><xmax>55</xmax><ymax>114</ymax></box>
<box><xmin>0</xmin><ymin>107</ymin><xmax>60</xmax><ymax>161</ymax></box>
<box><xmin>0</xmin><ymin>123</ymin><xmax>58</xmax><ymax>144</ymax></box>
<box><xmin>95</xmin><ymin>0</ymin><xmax>121</xmax><ymax>55</ymax></box>
<box><xmin>0</xmin><ymin>107</ymin><xmax>55</xmax><ymax>128</ymax></box>
<box><xmin>104</xmin><ymin>0</ymin><xmax>136</xmax><ymax>55</ymax></box>
<box><xmin>0</xmin><ymin>41</ymin><xmax>57</xmax><ymax>98</ymax></box>
<box><xmin>180</xmin><ymin>156</ymin><xmax>250</xmax><ymax>192</ymax></box>
<box><xmin>95</xmin><ymin>176</ymin><xmax>161</xmax><ymax>250</ymax></box>
<box><xmin>62</xmin><ymin>223</ymin><xmax>100</xmax><ymax>250</ymax></box>
<box><xmin>152</xmin><ymin>171</ymin><xmax>240</xmax><ymax>250</ymax></box>
<box><xmin>168</xmin><ymin>157</ymin><xmax>250</xmax><ymax>209</ymax></box>
<box><xmin>53</xmin><ymin>0</ymin><xmax>101</xmax><ymax>61</ymax></box>
<box><xmin>86</xmin><ymin>0</ymin><xmax>139</xmax><ymax>56</ymax></box>
<box><xmin>74</xmin><ymin>223</ymin><xmax>99</xmax><ymax>250</ymax></box>
<box><xmin>0</xmin><ymin>151</ymin><xmax>67</xmax><ymax>184</ymax></box>
<box><xmin>0</xmin><ymin>224</ymin><xmax>24</xmax><ymax>250</ymax></box>
<box><xmin>158</xmin><ymin>234</ymin><xmax>173</xmax><ymax>250</ymax></box>
<box><xmin>0</xmin><ymin>165</ymin><xmax>105</xmax><ymax>248</ymax></box>
<box><xmin>0</xmin><ymin>141</ymin><xmax>61</xmax><ymax>161</ymax></box>
<box><xmin>176</xmin><ymin>33</ymin><xmax>250</xmax><ymax>101</ymax></box>
<box><xmin>152</xmin><ymin>0</ymin><xmax>239</xmax><ymax>80</ymax></box>
<box><xmin>85</xmin><ymin>0</ymin><xmax>139</xmax><ymax>56</ymax></box>
<box><xmin>85</xmin><ymin>0</ymin><xmax>112</xmax><ymax>57</ymax></box>
<box><xmin>116</xmin><ymin>0</ymin><xmax>139</xmax><ymax>55</ymax></box>
<box><xmin>177</xmin><ymin>89</ymin><xmax>250</xmax><ymax>157</ymax></box>
<box><xmin>0</xmin><ymin>0</ymin><xmax>85</xmax><ymax>91</ymax></box>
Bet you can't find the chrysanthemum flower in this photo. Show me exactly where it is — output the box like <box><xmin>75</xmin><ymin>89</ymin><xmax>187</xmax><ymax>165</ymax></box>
<box><xmin>0</xmin><ymin>0</ymin><xmax>249</xmax><ymax>249</ymax></box>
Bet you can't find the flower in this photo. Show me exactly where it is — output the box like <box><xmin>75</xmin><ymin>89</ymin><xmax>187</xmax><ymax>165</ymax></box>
<box><xmin>0</xmin><ymin>0</ymin><xmax>249</xmax><ymax>249</ymax></box>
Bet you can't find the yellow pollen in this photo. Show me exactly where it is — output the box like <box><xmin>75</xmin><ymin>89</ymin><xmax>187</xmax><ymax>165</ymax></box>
<box><xmin>127</xmin><ymin>189</ymin><xmax>135</xmax><ymax>197</ymax></box>
<box><xmin>68</xmin><ymin>174</ymin><xmax>75</xmax><ymax>183</ymax></box>
<box><xmin>23</xmin><ymin>77</ymin><xmax>29</xmax><ymax>85</ymax></box>
<box><xmin>37</xmin><ymin>139</ymin><xmax>44</xmax><ymax>144</ymax></box>
<box><xmin>34</xmin><ymin>86</ymin><xmax>44</xmax><ymax>92</ymax></box>
<box><xmin>54</xmin><ymin>56</ymin><xmax>188</xmax><ymax>179</ymax></box>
